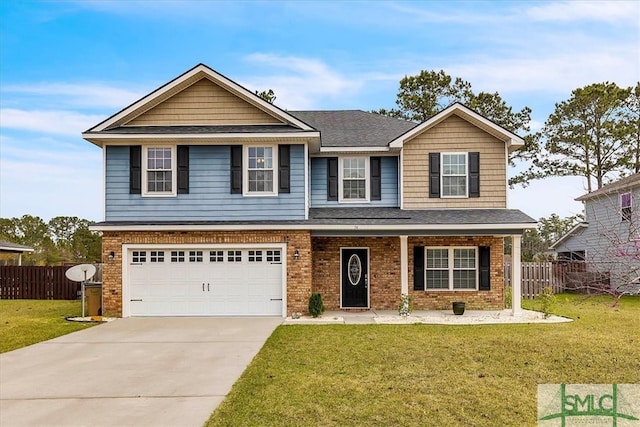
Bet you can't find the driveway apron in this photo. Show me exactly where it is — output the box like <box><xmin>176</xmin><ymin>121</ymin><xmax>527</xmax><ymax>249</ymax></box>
<box><xmin>0</xmin><ymin>317</ymin><xmax>282</xmax><ymax>427</ymax></box>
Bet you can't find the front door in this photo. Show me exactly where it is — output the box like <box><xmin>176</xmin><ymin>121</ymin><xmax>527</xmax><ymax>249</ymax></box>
<box><xmin>341</xmin><ymin>248</ymin><xmax>369</xmax><ymax>308</ymax></box>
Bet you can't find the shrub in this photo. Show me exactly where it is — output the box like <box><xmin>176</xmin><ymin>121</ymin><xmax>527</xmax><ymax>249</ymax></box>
<box><xmin>538</xmin><ymin>286</ymin><xmax>557</xmax><ymax>318</ymax></box>
<box><xmin>308</xmin><ymin>292</ymin><xmax>325</xmax><ymax>318</ymax></box>
<box><xmin>504</xmin><ymin>285</ymin><xmax>512</xmax><ymax>309</ymax></box>
<box><xmin>398</xmin><ymin>293</ymin><xmax>413</xmax><ymax>317</ymax></box>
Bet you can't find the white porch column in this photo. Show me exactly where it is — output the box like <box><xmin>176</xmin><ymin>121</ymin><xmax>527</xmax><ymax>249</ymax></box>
<box><xmin>511</xmin><ymin>234</ymin><xmax>522</xmax><ymax>315</ymax></box>
<box><xmin>400</xmin><ymin>235</ymin><xmax>409</xmax><ymax>295</ymax></box>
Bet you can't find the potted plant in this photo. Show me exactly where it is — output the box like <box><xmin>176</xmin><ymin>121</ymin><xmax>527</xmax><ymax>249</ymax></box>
<box><xmin>452</xmin><ymin>301</ymin><xmax>466</xmax><ymax>315</ymax></box>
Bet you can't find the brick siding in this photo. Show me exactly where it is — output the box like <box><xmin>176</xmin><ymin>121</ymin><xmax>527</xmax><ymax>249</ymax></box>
<box><xmin>101</xmin><ymin>230</ymin><xmax>312</xmax><ymax>317</ymax></box>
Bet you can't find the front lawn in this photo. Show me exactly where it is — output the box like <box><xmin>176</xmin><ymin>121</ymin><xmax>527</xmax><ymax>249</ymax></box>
<box><xmin>208</xmin><ymin>294</ymin><xmax>640</xmax><ymax>426</ymax></box>
<box><xmin>0</xmin><ymin>300</ymin><xmax>97</xmax><ymax>353</ymax></box>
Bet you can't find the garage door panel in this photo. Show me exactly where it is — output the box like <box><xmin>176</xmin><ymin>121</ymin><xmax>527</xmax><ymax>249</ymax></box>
<box><xmin>128</xmin><ymin>247</ymin><xmax>283</xmax><ymax>316</ymax></box>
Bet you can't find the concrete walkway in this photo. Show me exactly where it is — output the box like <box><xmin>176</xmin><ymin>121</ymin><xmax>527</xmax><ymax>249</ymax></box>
<box><xmin>0</xmin><ymin>317</ymin><xmax>282</xmax><ymax>427</ymax></box>
<box><xmin>284</xmin><ymin>309</ymin><xmax>573</xmax><ymax>325</ymax></box>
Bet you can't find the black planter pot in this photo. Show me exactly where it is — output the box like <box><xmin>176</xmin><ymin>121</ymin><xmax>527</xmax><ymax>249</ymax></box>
<box><xmin>452</xmin><ymin>301</ymin><xmax>466</xmax><ymax>315</ymax></box>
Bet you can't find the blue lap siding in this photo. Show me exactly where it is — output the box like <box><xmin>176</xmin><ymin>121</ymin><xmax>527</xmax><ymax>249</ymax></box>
<box><xmin>105</xmin><ymin>144</ymin><xmax>306</xmax><ymax>221</ymax></box>
<box><xmin>310</xmin><ymin>156</ymin><xmax>399</xmax><ymax>208</ymax></box>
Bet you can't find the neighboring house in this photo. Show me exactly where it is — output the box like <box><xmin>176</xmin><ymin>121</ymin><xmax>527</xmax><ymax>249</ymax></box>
<box><xmin>84</xmin><ymin>64</ymin><xmax>536</xmax><ymax>317</ymax></box>
<box><xmin>0</xmin><ymin>240</ymin><xmax>34</xmax><ymax>266</ymax></box>
<box><xmin>551</xmin><ymin>174</ymin><xmax>640</xmax><ymax>293</ymax></box>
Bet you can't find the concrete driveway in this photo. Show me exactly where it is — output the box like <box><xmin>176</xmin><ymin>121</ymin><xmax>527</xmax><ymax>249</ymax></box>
<box><xmin>0</xmin><ymin>317</ymin><xmax>282</xmax><ymax>427</ymax></box>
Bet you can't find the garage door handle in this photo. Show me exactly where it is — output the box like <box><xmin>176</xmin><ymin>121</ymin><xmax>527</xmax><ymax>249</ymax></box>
<box><xmin>270</xmin><ymin>298</ymin><xmax>283</xmax><ymax>301</ymax></box>
<box><xmin>202</xmin><ymin>283</ymin><xmax>205</xmax><ymax>292</ymax></box>
<box><xmin>207</xmin><ymin>283</ymin><xmax>210</xmax><ymax>292</ymax></box>
<box><xmin>131</xmin><ymin>299</ymin><xmax>142</xmax><ymax>302</ymax></box>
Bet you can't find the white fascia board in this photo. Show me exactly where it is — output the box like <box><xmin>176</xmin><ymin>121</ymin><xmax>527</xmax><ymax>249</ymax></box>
<box><xmin>389</xmin><ymin>103</ymin><xmax>525</xmax><ymax>148</ymax></box>
<box><xmin>90</xmin><ymin>222</ymin><xmax>537</xmax><ymax>232</ymax></box>
<box><xmin>83</xmin><ymin>132</ymin><xmax>321</xmax><ymax>147</ymax></box>
<box><xmin>89</xmin><ymin>64</ymin><xmax>315</xmax><ymax>132</ymax></box>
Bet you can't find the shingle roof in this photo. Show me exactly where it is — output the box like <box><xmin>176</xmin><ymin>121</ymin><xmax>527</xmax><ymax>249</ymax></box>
<box><xmin>576</xmin><ymin>174</ymin><xmax>640</xmax><ymax>201</ymax></box>
<box><xmin>91</xmin><ymin>208</ymin><xmax>535</xmax><ymax>232</ymax></box>
<box><xmin>290</xmin><ymin>110</ymin><xmax>417</xmax><ymax>148</ymax></box>
<box><xmin>0</xmin><ymin>240</ymin><xmax>34</xmax><ymax>253</ymax></box>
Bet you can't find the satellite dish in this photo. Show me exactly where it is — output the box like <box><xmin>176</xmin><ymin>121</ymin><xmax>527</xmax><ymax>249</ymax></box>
<box><xmin>65</xmin><ymin>264</ymin><xmax>97</xmax><ymax>282</ymax></box>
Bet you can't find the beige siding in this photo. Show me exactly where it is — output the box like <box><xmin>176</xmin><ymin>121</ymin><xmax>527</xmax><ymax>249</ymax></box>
<box><xmin>403</xmin><ymin>115</ymin><xmax>507</xmax><ymax>208</ymax></box>
<box><xmin>127</xmin><ymin>78</ymin><xmax>281</xmax><ymax>126</ymax></box>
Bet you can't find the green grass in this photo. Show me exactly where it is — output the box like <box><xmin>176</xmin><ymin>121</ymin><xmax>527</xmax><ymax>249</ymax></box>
<box><xmin>0</xmin><ymin>300</ymin><xmax>97</xmax><ymax>353</ymax></box>
<box><xmin>207</xmin><ymin>294</ymin><xmax>640</xmax><ymax>427</ymax></box>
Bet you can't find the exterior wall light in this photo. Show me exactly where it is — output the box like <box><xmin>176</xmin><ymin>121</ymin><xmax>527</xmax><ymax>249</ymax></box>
<box><xmin>294</xmin><ymin>249</ymin><xmax>300</xmax><ymax>261</ymax></box>
<box><xmin>108</xmin><ymin>251</ymin><xmax>115</xmax><ymax>262</ymax></box>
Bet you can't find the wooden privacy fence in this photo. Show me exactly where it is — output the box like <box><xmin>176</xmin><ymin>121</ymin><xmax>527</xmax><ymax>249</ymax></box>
<box><xmin>0</xmin><ymin>265</ymin><xmax>102</xmax><ymax>300</ymax></box>
<box><xmin>504</xmin><ymin>261</ymin><xmax>587</xmax><ymax>299</ymax></box>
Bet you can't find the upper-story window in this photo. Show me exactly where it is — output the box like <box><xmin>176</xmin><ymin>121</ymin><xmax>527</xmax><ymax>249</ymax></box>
<box><xmin>429</xmin><ymin>152</ymin><xmax>479</xmax><ymax>199</ymax></box>
<box><xmin>143</xmin><ymin>147</ymin><xmax>175</xmax><ymax>196</ymax></box>
<box><xmin>245</xmin><ymin>146</ymin><xmax>277</xmax><ymax>196</ymax></box>
<box><xmin>441</xmin><ymin>153</ymin><xmax>467</xmax><ymax>197</ymax></box>
<box><xmin>340</xmin><ymin>157</ymin><xmax>369</xmax><ymax>201</ymax></box>
<box><xmin>621</xmin><ymin>192</ymin><xmax>632</xmax><ymax>221</ymax></box>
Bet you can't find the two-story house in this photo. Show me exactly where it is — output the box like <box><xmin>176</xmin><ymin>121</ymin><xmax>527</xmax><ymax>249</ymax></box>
<box><xmin>551</xmin><ymin>173</ymin><xmax>640</xmax><ymax>293</ymax></box>
<box><xmin>84</xmin><ymin>64</ymin><xmax>536</xmax><ymax>317</ymax></box>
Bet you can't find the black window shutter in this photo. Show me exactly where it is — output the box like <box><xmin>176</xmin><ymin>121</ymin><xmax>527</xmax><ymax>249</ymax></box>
<box><xmin>129</xmin><ymin>145</ymin><xmax>141</xmax><ymax>194</ymax></box>
<box><xmin>177</xmin><ymin>146</ymin><xmax>189</xmax><ymax>194</ymax></box>
<box><xmin>479</xmin><ymin>246</ymin><xmax>491</xmax><ymax>291</ymax></box>
<box><xmin>413</xmin><ymin>246</ymin><xmax>425</xmax><ymax>291</ymax></box>
<box><xmin>230</xmin><ymin>145</ymin><xmax>242</xmax><ymax>194</ymax></box>
<box><xmin>278</xmin><ymin>145</ymin><xmax>290</xmax><ymax>193</ymax></box>
<box><xmin>327</xmin><ymin>157</ymin><xmax>338</xmax><ymax>201</ymax></box>
<box><xmin>429</xmin><ymin>153</ymin><xmax>440</xmax><ymax>198</ymax></box>
<box><xmin>370</xmin><ymin>157</ymin><xmax>382</xmax><ymax>201</ymax></box>
<box><xmin>469</xmin><ymin>152</ymin><xmax>480</xmax><ymax>198</ymax></box>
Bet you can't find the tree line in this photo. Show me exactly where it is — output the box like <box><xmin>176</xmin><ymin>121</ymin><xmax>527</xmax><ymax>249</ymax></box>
<box><xmin>0</xmin><ymin>215</ymin><xmax>101</xmax><ymax>266</ymax></box>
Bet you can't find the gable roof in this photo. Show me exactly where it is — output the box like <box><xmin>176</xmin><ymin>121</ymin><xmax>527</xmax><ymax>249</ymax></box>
<box><xmin>575</xmin><ymin>173</ymin><xmax>640</xmax><ymax>202</ymax></box>
<box><xmin>388</xmin><ymin>103</ymin><xmax>525</xmax><ymax>151</ymax></box>
<box><xmin>549</xmin><ymin>222</ymin><xmax>589</xmax><ymax>250</ymax></box>
<box><xmin>0</xmin><ymin>240</ymin><xmax>34</xmax><ymax>253</ymax></box>
<box><xmin>290</xmin><ymin>110</ymin><xmax>417</xmax><ymax>150</ymax></box>
<box><xmin>84</xmin><ymin>63</ymin><xmax>315</xmax><ymax>133</ymax></box>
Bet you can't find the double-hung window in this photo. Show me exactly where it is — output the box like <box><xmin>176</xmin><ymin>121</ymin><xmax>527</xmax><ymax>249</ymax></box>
<box><xmin>441</xmin><ymin>153</ymin><xmax>467</xmax><ymax>197</ymax></box>
<box><xmin>425</xmin><ymin>247</ymin><xmax>477</xmax><ymax>290</ymax></box>
<box><xmin>621</xmin><ymin>192</ymin><xmax>632</xmax><ymax>221</ymax></box>
<box><xmin>245</xmin><ymin>146</ymin><xmax>276</xmax><ymax>195</ymax></box>
<box><xmin>143</xmin><ymin>147</ymin><xmax>175</xmax><ymax>196</ymax></box>
<box><xmin>340</xmin><ymin>157</ymin><xmax>368</xmax><ymax>201</ymax></box>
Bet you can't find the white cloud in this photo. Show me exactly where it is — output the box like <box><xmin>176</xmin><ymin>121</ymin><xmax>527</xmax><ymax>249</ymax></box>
<box><xmin>2</xmin><ymin>82</ymin><xmax>143</xmax><ymax>109</ymax></box>
<box><xmin>0</xmin><ymin>109</ymin><xmax>105</xmax><ymax>136</ymax></box>
<box><xmin>526</xmin><ymin>1</ymin><xmax>640</xmax><ymax>23</ymax></box>
<box><xmin>241</xmin><ymin>54</ymin><xmax>363</xmax><ymax>110</ymax></box>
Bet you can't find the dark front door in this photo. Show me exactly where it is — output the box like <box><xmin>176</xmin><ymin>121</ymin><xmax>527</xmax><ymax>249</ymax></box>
<box><xmin>341</xmin><ymin>248</ymin><xmax>368</xmax><ymax>308</ymax></box>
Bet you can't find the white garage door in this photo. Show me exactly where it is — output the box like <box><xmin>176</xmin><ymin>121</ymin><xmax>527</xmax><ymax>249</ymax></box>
<box><xmin>127</xmin><ymin>247</ymin><xmax>284</xmax><ymax>316</ymax></box>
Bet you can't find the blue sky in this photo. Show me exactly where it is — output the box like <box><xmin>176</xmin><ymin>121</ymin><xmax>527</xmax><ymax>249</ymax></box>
<box><xmin>1</xmin><ymin>0</ymin><xmax>638</xmax><ymax>222</ymax></box>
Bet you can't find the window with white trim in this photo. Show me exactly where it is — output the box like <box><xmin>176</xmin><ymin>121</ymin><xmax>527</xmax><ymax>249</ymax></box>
<box><xmin>189</xmin><ymin>251</ymin><xmax>203</xmax><ymax>263</ymax></box>
<box><xmin>171</xmin><ymin>251</ymin><xmax>185</xmax><ymax>263</ymax></box>
<box><xmin>621</xmin><ymin>192</ymin><xmax>632</xmax><ymax>221</ymax></box>
<box><xmin>245</xmin><ymin>146</ymin><xmax>276</xmax><ymax>195</ymax></box>
<box><xmin>441</xmin><ymin>153</ymin><xmax>467</xmax><ymax>197</ymax></box>
<box><xmin>210</xmin><ymin>251</ymin><xmax>224</xmax><ymax>262</ymax></box>
<box><xmin>425</xmin><ymin>247</ymin><xmax>477</xmax><ymax>290</ymax></box>
<box><xmin>248</xmin><ymin>250</ymin><xmax>263</xmax><ymax>262</ymax></box>
<box><xmin>143</xmin><ymin>147</ymin><xmax>175</xmax><ymax>195</ymax></box>
<box><xmin>150</xmin><ymin>251</ymin><xmax>164</xmax><ymax>263</ymax></box>
<box><xmin>228</xmin><ymin>250</ymin><xmax>242</xmax><ymax>262</ymax></box>
<box><xmin>132</xmin><ymin>251</ymin><xmax>146</xmax><ymax>263</ymax></box>
<box><xmin>340</xmin><ymin>157</ymin><xmax>368</xmax><ymax>201</ymax></box>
